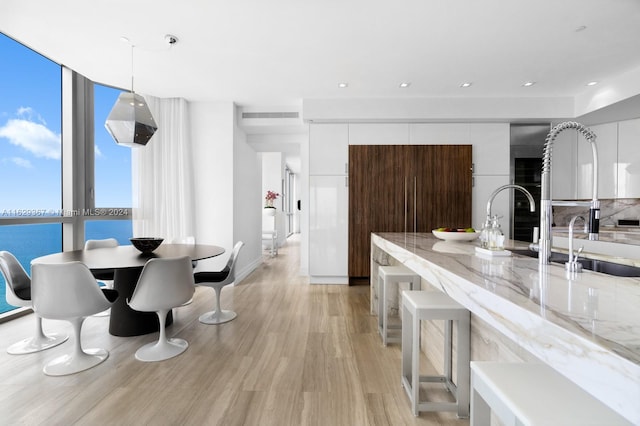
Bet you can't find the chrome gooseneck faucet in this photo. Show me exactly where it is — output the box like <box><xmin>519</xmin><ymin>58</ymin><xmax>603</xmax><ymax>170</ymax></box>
<box><xmin>481</xmin><ymin>184</ymin><xmax>535</xmax><ymax>250</ymax></box>
<box><xmin>539</xmin><ymin>121</ymin><xmax>599</xmax><ymax>265</ymax></box>
<box><xmin>565</xmin><ymin>215</ymin><xmax>586</xmax><ymax>273</ymax></box>
<box><xmin>485</xmin><ymin>184</ymin><xmax>536</xmax><ymax>221</ymax></box>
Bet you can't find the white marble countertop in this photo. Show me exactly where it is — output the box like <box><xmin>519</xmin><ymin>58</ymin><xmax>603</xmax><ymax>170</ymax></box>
<box><xmin>372</xmin><ymin>232</ymin><xmax>640</xmax><ymax>424</ymax></box>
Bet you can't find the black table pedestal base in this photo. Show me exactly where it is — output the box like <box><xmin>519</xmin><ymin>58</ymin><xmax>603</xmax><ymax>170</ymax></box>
<box><xmin>109</xmin><ymin>267</ymin><xmax>173</xmax><ymax>337</ymax></box>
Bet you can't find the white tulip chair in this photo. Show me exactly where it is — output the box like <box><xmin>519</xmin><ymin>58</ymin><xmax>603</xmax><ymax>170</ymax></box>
<box><xmin>194</xmin><ymin>241</ymin><xmax>244</xmax><ymax>324</ymax></box>
<box><xmin>127</xmin><ymin>256</ymin><xmax>195</xmax><ymax>362</ymax></box>
<box><xmin>0</xmin><ymin>251</ymin><xmax>69</xmax><ymax>354</ymax></box>
<box><xmin>31</xmin><ymin>262</ymin><xmax>118</xmax><ymax>376</ymax></box>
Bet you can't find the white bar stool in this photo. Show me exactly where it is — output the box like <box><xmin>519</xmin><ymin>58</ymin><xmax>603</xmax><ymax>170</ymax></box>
<box><xmin>470</xmin><ymin>362</ymin><xmax>631</xmax><ymax>426</ymax></box>
<box><xmin>377</xmin><ymin>265</ymin><xmax>421</xmax><ymax>346</ymax></box>
<box><xmin>401</xmin><ymin>290</ymin><xmax>470</xmax><ymax>418</ymax></box>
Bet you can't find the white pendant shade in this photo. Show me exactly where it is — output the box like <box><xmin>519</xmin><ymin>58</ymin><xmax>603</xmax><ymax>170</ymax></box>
<box><xmin>105</xmin><ymin>92</ymin><xmax>157</xmax><ymax>147</ymax></box>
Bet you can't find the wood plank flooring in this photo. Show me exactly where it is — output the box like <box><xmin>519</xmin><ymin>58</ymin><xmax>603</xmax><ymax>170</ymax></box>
<box><xmin>0</xmin><ymin>235</ymin><xmax>470</xmax><ymax>426</ymax></box>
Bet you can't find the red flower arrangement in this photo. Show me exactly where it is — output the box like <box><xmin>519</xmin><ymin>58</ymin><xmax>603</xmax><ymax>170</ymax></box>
<box><xmin>265</xmin><ymin>190</ymin><xmax>280</xmax><ymax>208</ymax></box>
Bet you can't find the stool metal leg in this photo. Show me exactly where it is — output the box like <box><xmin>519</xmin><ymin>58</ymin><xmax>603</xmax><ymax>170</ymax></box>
<box><xmin>457</xmin><ymin>311</ymin><xmax>471</xmax><ymax>418</ymax></box>
<box><xmin>402</xmin><ymin>303</ymin><xmax>411</xmax><ymax>389</ymax></box>
<box><xmin>444</xmin><ymin>319</ymin><xmax>452</xmax><ymax>382</ymax></box>
<box><xmin>383</xmin><ymin>278</ymin><xmax>389</xmax><ymax>346</ymax></box>
<box><xmin>378</xmin><ymin>275</ymin><xmax>384</xmax><ymax>342</ymax></box>
<box><xmin>411</xmin><ymin>310</ymin><xmax>420</xmax><ymax>416</ymax></box>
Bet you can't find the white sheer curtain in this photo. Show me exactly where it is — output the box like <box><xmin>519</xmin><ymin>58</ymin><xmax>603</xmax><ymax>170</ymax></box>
<box><xmin>132</xmin><ymin>96</ymin><xmax>195</xmax><ymax>241</ymax></box>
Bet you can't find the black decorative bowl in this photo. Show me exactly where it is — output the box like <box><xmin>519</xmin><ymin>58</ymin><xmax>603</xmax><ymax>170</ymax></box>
<box><xmin>130</xmin><ymin>237</ymin><xmax>164</xmax><ymax>254</ymax></box>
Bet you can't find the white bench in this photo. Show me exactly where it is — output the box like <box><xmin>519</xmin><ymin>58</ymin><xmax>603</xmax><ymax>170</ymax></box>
<box><xmin>470</xmin><ymin>362</ymin><xmax>631</xmax><ymax>425</ymax></box>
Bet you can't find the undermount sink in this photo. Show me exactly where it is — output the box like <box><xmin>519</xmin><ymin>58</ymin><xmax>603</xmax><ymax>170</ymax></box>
<box><xmin>511</xmin><ymin>249</ymin><xmax>640</xmax><ymax>277</ymax></box>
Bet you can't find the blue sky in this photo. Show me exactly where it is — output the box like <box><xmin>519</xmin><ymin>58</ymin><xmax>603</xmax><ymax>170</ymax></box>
<box><xmin>0</xmin><ymin>33</ymin><xmax>131</xmax><ymax>212</ymax></box>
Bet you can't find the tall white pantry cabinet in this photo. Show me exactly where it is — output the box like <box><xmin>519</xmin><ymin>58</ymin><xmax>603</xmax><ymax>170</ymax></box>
<box><xmin>307</xmin><ymin>122</ymin><xmax>512</xmax><ymax>284</ymax></box>
<box><xmin>308</xmin><ymin>124</ymin><xmax>349</xmax><ymax>284</ymax></box>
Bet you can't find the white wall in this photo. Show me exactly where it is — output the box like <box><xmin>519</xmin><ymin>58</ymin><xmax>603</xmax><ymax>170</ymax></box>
<box><xmin>233</xmin><ymin>107</ymin><xmax>263</xmax><ymax>278</ymax></box>
<box><xmin>189</xmin><ymin>101</ymin><xmax>261</xmax><ymax>280</ymax></box>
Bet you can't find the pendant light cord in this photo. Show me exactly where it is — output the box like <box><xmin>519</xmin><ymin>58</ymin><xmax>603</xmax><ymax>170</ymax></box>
<box><xmin>131</xmin><ymin>44</ymin><xmax>135</xmax><ymax>94</ymax></box>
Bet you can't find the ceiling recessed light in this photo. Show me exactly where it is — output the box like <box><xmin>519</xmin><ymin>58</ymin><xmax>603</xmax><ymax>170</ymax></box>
<box><xmin>399</xmin><ymin>82</ymin><xmax>411</xmax><ymax>88</ymax></box>
<box><xmin>586</xmin><ymin>81</ymin><xmax>598</xmax><ymax>86</ymax></box>
<box><xmin>338</xmin><ymin>82</ymin><xmax>348</xmax><ymax>88</ymax></box>
<box><xmin>460</xmin><ymin>82</ymin><xmax>472</xmax><ymax>88</ymax></box>
<box><xmin>522</xmin><ymin>81</ymin><xmax>536</xmax><ymax>87</ymax></box>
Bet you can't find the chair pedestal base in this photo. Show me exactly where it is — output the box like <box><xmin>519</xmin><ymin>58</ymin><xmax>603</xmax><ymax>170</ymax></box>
<box><xmin>43</xmin><ymin>348</ymin><xmax>108</xmax><ymax>376</ymax></box>
<box><xmin>7</xmin><ymin>332</ymin><xmax>68</xmax><ymax>355</ymax></box>
<box><xmin>135</xmin><ymin>338</ymin><xmax>188</xmax><ymax>362</ymax></box>
<box><xmin>93</xmin><ymin>308</ymin><xmax>111</xmax><ymax>317</ymax></box>
<box><xmin>199</xmin><ymin>310</ymin><xmax>237</xmax><ymax>324</ymax></box>
<box><xmin>7</xmin><ymin>315</ymin><xmax>68</xmax><ymax>355</ymax></box>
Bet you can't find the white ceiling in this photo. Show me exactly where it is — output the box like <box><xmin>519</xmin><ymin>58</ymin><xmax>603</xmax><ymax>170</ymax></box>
<box><xmin>2</xmin><ymin>0</ymin><xmax>640</xmax><ymax>110</ymax></box>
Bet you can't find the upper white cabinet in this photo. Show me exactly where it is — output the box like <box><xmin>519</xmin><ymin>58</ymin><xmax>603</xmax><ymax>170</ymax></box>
<box><xmin>551</xmin><ymin>129</ymin><xmax>577</xmax><ymax>200</ymax></box>
<box><xmin>409</xmin><ymin>123</ymin><xmax>469</xmax><ymax>145</ymax></box>
<box><xmin>468</xmin><ymin>124</ymin><xmax>510</xmax><ymax>175</ymax></box>
<box><xmin>577</xmin><ymin>123</ymin><xmax>617</xmax><ymax>199</ymax></box>
<box><xmin>348</xmin><ymin>123</ymin><xmax>409</xmax><ymax>145</ymax></box>
<box><xmin>410</xmin><ymin>123</ymin><xmax>509</xmax><ymax>175</ymax></box>
<box><xmin>309</xmin><ymin>123</ymin><xmax>348</xmax><ymax>175</ymax></box>
<box><xmin>618</xmin><ymin>118</ymin><xmax>640</xmax><ymax>198</ymax></box>
<box><xmin>551</xmin><ymin>119</ymin><xmax>640</xmax><ymax>200</ymax></box>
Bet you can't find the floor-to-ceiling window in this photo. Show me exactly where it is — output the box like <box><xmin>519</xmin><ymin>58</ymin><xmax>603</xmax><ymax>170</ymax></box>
<box><xmin>0</xmin><ymin>33</ymin><xmax>132</xmax><ymax>317</ymax></box>
<box><xmin>0</xmin><ymin>33</ymin><xmax>63</xmax><ymax>316</ymax></box>
<box><xmin>84</xmin><ymin>83</ymin><xmax>132</xmax><ymax>246</ymax></box>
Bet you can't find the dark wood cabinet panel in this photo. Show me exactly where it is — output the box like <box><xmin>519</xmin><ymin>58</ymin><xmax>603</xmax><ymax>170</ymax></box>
<box><xmin>348</xmin><ymin>145</ymin><xmax>472</xmax><ymax>280</ymax></box>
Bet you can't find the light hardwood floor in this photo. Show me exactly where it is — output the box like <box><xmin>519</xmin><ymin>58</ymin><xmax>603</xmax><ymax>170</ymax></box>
<box><xmin>0</xmin><ymin>235</ymin><xmax>470</xmax><ymax>426</ymax></box>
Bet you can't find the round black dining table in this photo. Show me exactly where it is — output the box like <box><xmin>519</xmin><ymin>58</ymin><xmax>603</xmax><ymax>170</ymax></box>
<box><xmin>32</xmin><ymin>244</ymin><xmax>225</xmax><ymax>336</ymax></box>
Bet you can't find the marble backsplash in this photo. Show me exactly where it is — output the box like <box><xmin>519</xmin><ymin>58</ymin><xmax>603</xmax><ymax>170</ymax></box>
<box><xmin>552</xmin><ymin>199</ymin><xmax>640</xmax><ymax>246</ymax></box>
<box><xmin>554</xmin><ymin>198</ymin><xmax>640</xmax><ymax>227</ymax></box>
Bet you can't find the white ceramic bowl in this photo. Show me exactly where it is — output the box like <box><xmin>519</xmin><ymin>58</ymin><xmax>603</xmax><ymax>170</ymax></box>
<box><xmin>432</xmin><ymin>230</ymin><xmax>480</xmax><ymax>242</ymax></box>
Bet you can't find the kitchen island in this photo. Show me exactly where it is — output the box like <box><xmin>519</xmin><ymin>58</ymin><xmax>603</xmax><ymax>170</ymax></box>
<box><xmin>371</xmin><ymin>232</ymin><xmax>640</xmax><ymax>424</ymax></box>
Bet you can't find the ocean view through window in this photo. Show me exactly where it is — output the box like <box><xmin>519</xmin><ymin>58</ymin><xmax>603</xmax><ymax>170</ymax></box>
<box><xmin>1</xmin><ymin>33</ymin><xmax>132</xmax><ymax>315</ymax></box>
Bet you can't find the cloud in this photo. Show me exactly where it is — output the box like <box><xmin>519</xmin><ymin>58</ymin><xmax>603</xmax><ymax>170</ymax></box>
<box><xmin>1</xmin><ymin>156</ymin><xmax>33</xmax><ymax>168</ymax></box>
<box><xmin>16</xmin><ymin>106</ymin><xmax>47</xmax><ymax>125</ymax></box>
<box><xmin>95</xmin><ymin>144</ymin><xmax>103</xmax><ymax>158</ymax></box>
<box><xmin>10</xmin><ymin>157</ymin><xmax>33</xmax><ymax>168</ymax></box>
<box><xmin>0</xmin><ymin>116</ymin><xmax>61</xmax><ymax>160</ymax></box>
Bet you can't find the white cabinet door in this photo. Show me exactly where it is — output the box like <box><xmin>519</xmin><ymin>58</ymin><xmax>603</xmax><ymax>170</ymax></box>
<box><xmin>410</xmin><ymin>123</ymin><xmax>509</xmax><ymax>176</ymax></box>
<box><xmin>618</xmin><ymin>118</ymin><xmax>640</xmax><ymax>198</ymax></box>
<box><xmin>577</xmin><ymin>123</ymin><xmax>617</xmax><ymax>199</ymax></box>
<box><xmin>551</xmin><ymin>129</ymin><xmax>577</xmax><ymax>200</ymax></box>
<box><xmin>469</xmin><ymin>123</ymin><xmax>510</xmax><ymax>175</ymax></box>
<box><xmin>348</xmin><ymin>123</ymin><xmax>410</xmax><ymax>145</ymax></box>
<box><xmin>309</xmin><ymin>175</ymin><xmax>348</xmax><ymax>279</ymax></box>
<box><xmin>409</xmin><ymin>123</ymin><xmax>470</xmax><ymax>145</ymax></box>
<box><xmin>309</xmin><ymin>123</ymin><xmax>348</xmax><ymax>175</ymax></box>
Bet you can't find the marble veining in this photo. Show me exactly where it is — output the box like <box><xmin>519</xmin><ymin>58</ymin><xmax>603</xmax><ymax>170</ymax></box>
<box><xmin>372</xmin><ymin>232</ymin><xmax>640</xmax><ymax>424</ymax></box>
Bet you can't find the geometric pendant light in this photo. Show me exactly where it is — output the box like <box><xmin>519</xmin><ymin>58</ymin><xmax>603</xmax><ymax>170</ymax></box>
<box><xmin>105</xmin><ymin>41</ymin><xmax>158</xmax><ymax>147</ymax></box>
<box><xmin>105</xmin><ymin>92</ymin><xmax>157</xmax><ymax>147</ymax></box>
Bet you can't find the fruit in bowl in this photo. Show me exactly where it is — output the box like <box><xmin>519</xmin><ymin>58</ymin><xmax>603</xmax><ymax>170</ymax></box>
<box><xmin>432</xmin><ymin>227</ymin><xmax>480</xmax><ymax>241</ymax></box>
<box><xmin>435</xmin><ymin>227</ymin><xmax>476</xmax><ymax>233</ymax></box>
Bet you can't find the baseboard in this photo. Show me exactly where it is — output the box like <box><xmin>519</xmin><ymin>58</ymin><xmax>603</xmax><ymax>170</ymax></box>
<box><xmin>234</xmin><ymin>256</ymin><xmax>262</xmax><ymax>285</ymax></box>
<box><xmin>309</xmin><ymin>275</ymin><xmax>349</xmax><ymax>285</ymax></box>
